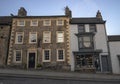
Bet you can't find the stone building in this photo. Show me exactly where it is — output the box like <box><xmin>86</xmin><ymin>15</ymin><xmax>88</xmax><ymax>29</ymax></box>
<box><xmin>108</xmin><ymin>36</ymin><xmax>120</xmax><ymax>74</ymax></box>
<box><xmin>7</xmin><ymin>7</ymin><xmax>71</xmax><ymax>70</ymax></box>
<box><xmin>0</xmin><ymin>16</ymin><xmax>12</xmax><ymax>66</ymax></box>
<box><xmin>70</xmin><ymin>11</ymin><xmax>112</xmax><ymax>72</ymax></box>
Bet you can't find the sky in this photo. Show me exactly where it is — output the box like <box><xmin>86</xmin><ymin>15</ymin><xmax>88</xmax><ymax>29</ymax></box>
<box><xmin>0</xmin><ymin>0</ymin><xmax>120</xmax><ymax>35</ymax></box>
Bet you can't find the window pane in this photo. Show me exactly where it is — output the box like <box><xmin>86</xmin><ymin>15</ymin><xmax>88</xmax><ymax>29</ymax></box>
<box><xmin>44</xmin><ymin>50</ymin><xmax>49</xmax><ymax>60</ymax></box>
<box><xmin>18</xmin><ymin>35</ymin><xmax>22</xmax><ymax>42</ymax></box>
<box><xmin>16</xmin><ymin>32</ymin><xmax>23</xmax><ymax>44</ymax></box>
<box><xmin>18</xmin><ymin>20</ymin><xmax>24</xmax><ymax>26</ymax></box>
<box><xmin>57</xmin><ymin>20</ymin><xmax>63</xmax><ymax>25</ymax></box>
<box><xmin>79</xmin><ymin>36</ymin><xmax>93</xmax><ymax>48</ymax></box>
<box><xmin>57</xmin><ymin>32</ymin><xmax>64</xmax><ymax>42</ymax></box>
<box><xmin>44</xmin><ymin>20</ymin><xmax>51</xmax><ymax>26</ymax></box>
<box><xmin>90</xmin><ymin>25</ymin><xmax>96</xmax><ymax>32</ymax></box>
<box><xmin>16</xmin><ymin>51</ymin><xmax>21</xmax><ymax>61</ymax></box>
<box><xmin>83</xmin><ymin>36</ymin><xmax>90</xmax><ymax>41</ymax></box>
<box><xmin>58</xmin><ymin>50</ymin><xmax>64</xmax><ymax>60</ymax></box>
<box><xmin>83</xmin><ymin>42</ymin><xmax>91</xmax><ymax>47</ymax></box>
<box><xmin>30</xmin><ymin>33</ymin><xmax>37</xmax><ymax>43</ymax></box>
<box><xmin>78</xmin><ymin>25</ymin><xmax>84</xmax><ymax>33</ymax></box>
<box><xmin>43</xmin><ymin>32</ymin><xmax>51</xmax><ymax>43</ymax></box>
<box><xmin>31</xmin><ymin>20</ymin><xmax>38</xmax><ymax>26</ymax></box>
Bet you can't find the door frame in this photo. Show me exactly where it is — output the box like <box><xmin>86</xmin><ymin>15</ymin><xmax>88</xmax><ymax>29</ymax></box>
<box><xmin>27</xmin><ymin>49</ymin><xmax>37</xmax><ymax>69</ymax></box>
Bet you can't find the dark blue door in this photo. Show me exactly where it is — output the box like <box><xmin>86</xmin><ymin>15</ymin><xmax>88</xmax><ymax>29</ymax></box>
<box><xmin>29</xmin><ymin>53</ymin><xmax>35</xmax><ymax>68</ymax></box>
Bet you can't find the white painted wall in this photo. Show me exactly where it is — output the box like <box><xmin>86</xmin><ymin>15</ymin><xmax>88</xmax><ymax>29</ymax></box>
<box><xmin>70</xmin><ymin>24</ymin><xmax>109</xmax><ymax>72</ymax></box>
<box><xmin>95</xmin><ymin>24</ymin><xmax>108</xmax><ymax>53</ymax></box>
<box><xmin>70</xmin><ymin>24</ymin><xmax>78</xmax><ymax>71</ymax></box>
<box><xmin>109</xmin><ymin>41</ymin><xmax>120</xmax><ymax>74</ymax></box>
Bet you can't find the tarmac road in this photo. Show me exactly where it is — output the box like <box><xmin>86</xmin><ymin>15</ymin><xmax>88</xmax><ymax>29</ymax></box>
<box><xmin>0</xmin><ymin>73</ymin><xmax>120</xmax><ymax>84</ymax></box>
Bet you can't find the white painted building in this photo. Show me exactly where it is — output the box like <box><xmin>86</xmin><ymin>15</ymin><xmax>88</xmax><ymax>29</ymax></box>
<box><xmin>70</xmin><ymin>11</ymin><xmax>112</xmax><ymax>72</ymax></box>
<box><xmin>108</xmin><ymin>36</ymin><xmax>120</xmax><ymax>74</ymax></box>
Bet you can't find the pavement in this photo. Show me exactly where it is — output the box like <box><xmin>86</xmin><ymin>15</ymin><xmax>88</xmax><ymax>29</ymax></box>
<box><xmin>0</xmin><ymin>68</ymin><xmax>120</xmax><ymax>81</ymax></box>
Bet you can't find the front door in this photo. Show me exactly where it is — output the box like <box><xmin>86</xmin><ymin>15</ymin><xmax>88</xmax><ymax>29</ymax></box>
<box><xmin>101</xmin><ymin>55</ymin><xmax>109</xmax><ymax>72</ymax></box>
<box><xmin>28</xmin><ymin>52</ymin><xmax>35</xmax><ymax>68</ymax></box>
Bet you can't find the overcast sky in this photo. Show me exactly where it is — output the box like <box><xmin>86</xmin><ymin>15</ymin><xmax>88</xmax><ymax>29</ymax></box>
<box><xmin>0</xmin><ymin>0</ymin><xmax>120</xmax><ymax>35</ymax></box>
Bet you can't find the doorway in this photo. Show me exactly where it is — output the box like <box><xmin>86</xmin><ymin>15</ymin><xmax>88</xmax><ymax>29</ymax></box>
<box><xmin>28</xmin><ymin>52</ymin><xmax>36</xmax><ymax>68</ymax></box>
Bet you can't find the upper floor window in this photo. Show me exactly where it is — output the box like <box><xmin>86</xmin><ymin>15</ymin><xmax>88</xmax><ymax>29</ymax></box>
<box><xmin>43</xmin><ymin>31</ymin><xmax>51</xmax><ymax>43</ymax></box>
<box><xmin>31</xmin><ymin>20</ymin><xmax>38</xmax><ymax>26</ymax></box>
<box><xmin>78</xmin><ymin>24</ymin><xmax>96</xmax><ymax>33</ymax></box>
<box><xmin>57</xmin><ymin>20</ymin><xmax>64</xmax><ymax>26</ymax></box>
<box><xmin>57</xmin><ymin>31</ymin><xmax>64</xmax><ymax>43</ymax></box>
<box><xmin>14</xmin><ymin>50</ymin><xmax>22</xmax><ymax>63</ymax></box>
<box><xmin>79</xmin><ymin>36</ymin><xmax>93</xmax><ymax>49</ymax></box>
<box><xmin>15</xmin><ymin>32</ymin><xmax>24</xmax><ymax>44</ymax></box>
<box><xmin>43</xmin><ymin>49</ymin><xmax>51</xmax><ymax>62</ymax></box>
<box><xmin>90</xmin><ymin>25</ymin><xmax>96</xmax><ymax>32</ymax></box>
<box><xmin>57</xmin><ymin>49</ymin><xmax>65</xmax><ymax>61</ymax></box>
<box><xmin>78</xmin><ymin>25</ymin><xmax>85</xmax><ymax>33</ymax></box>
<box><xmin>29</xmin><ymin>32</ymin><xmax>37</xmax><ymax>43</ymax></box>
<box><xmin>17</xmin><ymin>20</ymin><xmax>25</xmax><ymax>26</ymax></box>
<box><xmin>44</xmin><ymin>20</ymin><xmax>51</xmax><ymax>26</ymax></box>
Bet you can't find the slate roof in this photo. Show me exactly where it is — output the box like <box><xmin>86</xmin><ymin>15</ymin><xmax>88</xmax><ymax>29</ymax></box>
<box><xmin>12</xmin><ymin>15</ymin><xmax>66</xmax><ymax>18</ymax></box>
<box><xmin>71</xmin><ymin>18</ymin><xmax>106</xmax><ymax>24</ymax></box>
<box><xmin>0</xmin><ymin>16</ymin><xmax>12</xmax><ymax>25</ymax></box>
<box><xmin>108</xmin><ymin>35</ymin><xmax>120</xmax><ymax>41</ymax></box>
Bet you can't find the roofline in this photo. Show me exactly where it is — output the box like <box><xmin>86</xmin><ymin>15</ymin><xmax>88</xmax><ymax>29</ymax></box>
<box><xmin>108</xmin><ymin>35</ymin><xmax>120</xmax><ymax>42</ymax></box>
<box><xmin>12</xmin><ymin>15</ymin><xmax>68</xmax><ymax>18</ymax></box>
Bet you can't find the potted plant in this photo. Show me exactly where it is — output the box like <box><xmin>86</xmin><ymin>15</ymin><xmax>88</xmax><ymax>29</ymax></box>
<box><xmin>37</xmin><ymin>63</ymin><xmax>42</xmax><ymax>70</ymax></box>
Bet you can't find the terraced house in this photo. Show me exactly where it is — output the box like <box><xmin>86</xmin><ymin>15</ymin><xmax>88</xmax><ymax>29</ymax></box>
<box><xmin>70</xmin><ymin>11</ymin><xmax>112</xmax><ymax>73</ymax></box>
<box><xmin>0</xmin><ymin>7</ymin><xmax>120</xmax><ymax>74</ymax></box>
<box><xmin>7</xmin><ymin>7</ymin><xmax>71</xmax><ymax>70</ymax></box>
<box><xmin>0</xmin><ymin>16</ymin><xmax>12</xmax><ymax>67</ymax></box>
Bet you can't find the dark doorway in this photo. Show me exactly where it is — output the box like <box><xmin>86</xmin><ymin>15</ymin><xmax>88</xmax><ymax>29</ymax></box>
<box><xmin>101</xmin><ymin>55</ymin><xmax>109</xmax><ymax>72</ymax></box>
<box><xmin>28</xmin><ymin>52</ymin><xmax>35</xmax><ymax>68</ymax></box>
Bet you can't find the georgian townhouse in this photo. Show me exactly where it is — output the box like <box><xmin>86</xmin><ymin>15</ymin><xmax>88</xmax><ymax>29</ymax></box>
<box><xmin>7</xmin><ymin>7</ymin><xmax>71</xmax><ymax>70</ymax></box>
<box><xmin>70</xmin><ymin>11</ymin><xmax>112</xmax><ymax>72</ymax></box>
<box><xmin>0</xmin><ymin>16</ymin><xmax>12</xmax><ymax>67</ymax></box>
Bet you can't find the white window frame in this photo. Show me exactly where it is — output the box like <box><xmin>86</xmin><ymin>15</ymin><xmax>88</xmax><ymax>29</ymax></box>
<box><xmin>42</xmin><ymin>49</ymin><xmax>51</xmax><ymax>62</ymax></box>
<box><xmin>15</xmin><ymin>32</ymin><xmax>24</xmax><ymax>44</ymax></box>
<box><xmin>57</xmin><ymin>20</ymin><xmax>64</xmax><ymax>26</ymax></box>
<box><xmin>30</xmin><ymin>20</ymin><xmax>38</xmax><ymax>26</ymax></box>
<box><xmin>29</xmin><ymin>32</ymin><xmax>37</xmax><ymax>44</ymax></box>
<box><xmin>43</xmin><ymin>31</ymin><xmax>51</xmax><ymax>43</ymax></box>
<box><xmin>17</xmin><ymin>20</ymin><xmax>25</xmax><ymax>26</ymax></box>
<box><xmin>57</xmin><ymin>49</ymin><xmax>65</xmax><ymax>61</ymax></box>
<box><xmin>56</xmin><ymin>31</ymin><xmax>64</xmax><ymax>43</ymax></box>
<box><xmin>43</xmin><ymin>20</ymin><xmax>51</xmax><ymax>26</ymax></box>
<box><xmin>14</xmin><ymin>50</ymin><xmax>22</xmax><ymax>63</ymax></box>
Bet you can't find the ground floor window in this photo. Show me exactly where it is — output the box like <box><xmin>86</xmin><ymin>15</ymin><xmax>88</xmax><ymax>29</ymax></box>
<box><xmin>14</xmin><ymin>50</ymin><xmax>22</xmax><ymax>63</ymax></box>
<box><xmin>57</xmin><ymin>49</ymin><xmax>65</xmax><ymax>61</ymax></box>
<box><xmin>43</xmin><ymin>49</ymin><xmax>51</xmax><ymax>62</ymax></box>
<box><xmin>76</xmin><ymin>55</ymin><xmax>93</xmax><ymax>68</ymax></box>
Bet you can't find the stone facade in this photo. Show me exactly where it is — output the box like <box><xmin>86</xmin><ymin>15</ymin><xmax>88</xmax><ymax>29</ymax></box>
<box><xmin>7</xmin><ymin>7</ymin><xmax>71</xmax><ymax>70</ymax></box>
<box><xmin>0</xmin><ymin>17</ymin><xmax>12</xmax><ymax>66</ymax></box>
<box><xmin>0</xmin><ymin>7</ymin><xmax>120</xmax><ymax>74</ymax></box>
